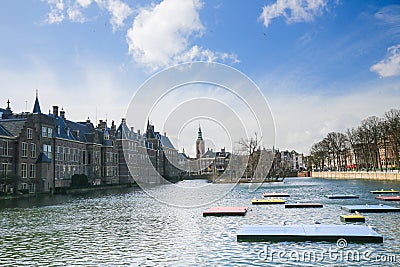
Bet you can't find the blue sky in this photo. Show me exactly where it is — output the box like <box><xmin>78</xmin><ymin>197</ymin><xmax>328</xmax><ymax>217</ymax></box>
<box><xmin>0</xmin><ymin>0</ymin><xmax>400</xmax><ymax>155</ymax></box>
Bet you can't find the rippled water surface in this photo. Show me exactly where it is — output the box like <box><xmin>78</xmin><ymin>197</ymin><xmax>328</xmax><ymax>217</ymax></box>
<box><xmin>1</xmin><ymin>178</ymin><xmax>399</xmax><ymax>266</ymax></box>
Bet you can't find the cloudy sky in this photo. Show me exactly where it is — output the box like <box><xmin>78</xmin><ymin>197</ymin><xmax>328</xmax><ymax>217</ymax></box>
<box><xmin>0</xmin><ymin>0</ymin><xmax>399</xmax><ymax>156</ymax></box>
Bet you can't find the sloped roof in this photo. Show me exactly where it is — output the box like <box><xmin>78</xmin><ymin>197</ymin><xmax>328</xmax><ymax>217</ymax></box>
<box><xmin>36</xmin><ymin>152</ymin><xmax>51</xmax><ymax>163</ymax></box>
<box><xmin>0</xmin><ymin>119</ymin><xmax>26</xmax><ymax>137</ymax></box>
<box><xmin>158</xmin><ymin>133</ymin><xmax>176</xmax><ymax>150</ymax></box>
<box><xmin>54</xmin><ymin>116</ymin><xmax>76</xmax><ymax>141</ymax></box>
<box><xmin>116</xmin><ymin>121</ymin><xmax>141</xmax><ymax>141</ymax></box>
<box><xmin>0</xmin><ymin>124</ymin><xmax>13</xmax><ymax>137</ymax></box>
<box><xmin>66</xmin><ymin>120</ymin><xmax>95</xmax><ymax>143</ymax></box>
<box><xmin>203</xmin><ymin>149</ymin><xmax>216</xmax><ymax>158</ymax></box>
<box><xmin>178</xmin><ymin>152</ymin><xmax>188</xmax><ymax>160</ymax></box>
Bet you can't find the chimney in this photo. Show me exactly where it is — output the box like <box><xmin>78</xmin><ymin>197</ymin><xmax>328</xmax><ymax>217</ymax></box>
<box><xmin>137</xmin><ymin>129</ymin><xmax>141</xmax><ymax>135</ymax></box>
<box><xmin>110</xmin><ymin>120</ymin><xmax>116</xmax><ymax>135</ymax></box>
<box><xmin>53</xmin><ymin>106</ymin><xmax>59</xmax><ymax>117</ymax></box>
<box><xmin>130</xmin><ymin>127</ymin><xmax>134</xmax><ymax>132</ymax></box>
<box><xmin>60</xmin><ymin>108</ymin><xmax>65</xmax><ymax>120</ymax></box>
<box><xmin>121</xmin><ymin>118</ymin><xmax>126</xmax><ymax>124</ymax></box>
<box><xmin>86</xmin><ymin>117</ymin><xmax>91</xmax><ymax>124</ymax></box>
<box><xmin>164</xmin><ymin>132</ymin><xmax>166</xmax><ymax>137</ymax></box>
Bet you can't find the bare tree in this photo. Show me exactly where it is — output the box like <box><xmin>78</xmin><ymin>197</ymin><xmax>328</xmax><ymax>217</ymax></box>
<box><xmin>385</xmin><ymin>109</ymin><xmax>400</xmax><ymax>169</ymax></box>
<box><xmin>310</xmin><ymin>108</ymin><xmax>400</xmax><ymax>172</ymax></box>
<box><xmin>238</xmin><ymin>132</ymin><xmax>262</xmax><ymax>178</ymax></box>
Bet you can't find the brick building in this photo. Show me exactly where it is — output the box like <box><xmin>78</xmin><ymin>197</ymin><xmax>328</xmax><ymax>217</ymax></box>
<box><xmin>0</xmin><ymin>94</ymin><xmax>119</xmax><ymax>193</ymax></box>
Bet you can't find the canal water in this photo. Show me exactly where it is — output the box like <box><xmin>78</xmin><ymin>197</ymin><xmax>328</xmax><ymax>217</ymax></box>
<box><xmin>0</xmin><ymin>178</ymin><xmax>399</xmax><ymax>266</ymax></box>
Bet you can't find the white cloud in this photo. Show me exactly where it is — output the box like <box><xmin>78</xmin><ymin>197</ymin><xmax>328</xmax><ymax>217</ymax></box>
<box><xmin>45</xmin><ymin>0</ymin><xmax>65</xmax><ymax>24</ymax></box>
<box><xmin>370</xmin><ymin>45</ymin><xmax>400</xmax><ymax>77</ymax></box>
<box><xmin>98</xmin><ymin>0</ymin><xmax>133</xmax><ymax>31</ymax></box>
<box><xmin>126</xmin><ymin>0</ymin><xmax>238</xmax><ymax>71</ymax></box>
<box><xmin>374</xmin><ymin>5</ymin><xmax>400</xmax><ymax>25</ymax></box>
<box><xmin>44</xmin><ymin>0</ymin><xmax>132</xmax><ymax>30</ymax></box>
<box><xmin>77</xmin><ymin>0</ymin><xmax>92</xmax><ymax>8</ymax></box>
<box><xmin>176</xmin><ymin>45</ymin><xmax>239</xmax><ymax>64</ymax></box>
<box><xmin>259</xmin><ymin>0</ymin><xmax>328</xmax><ymax>28</ymax></box>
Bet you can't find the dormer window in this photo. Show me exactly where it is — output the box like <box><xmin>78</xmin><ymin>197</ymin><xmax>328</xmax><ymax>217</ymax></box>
<box><xmin>66</xmin><ymin>128</ymin><xmax>70</xmax><ymax>137</ymax></box>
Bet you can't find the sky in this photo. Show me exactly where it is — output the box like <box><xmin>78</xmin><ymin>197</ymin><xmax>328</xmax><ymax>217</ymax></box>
<box><xmin>0</xmin><ymin>0</ymin><xmax>400</xmax><ymax>157</ymax></box>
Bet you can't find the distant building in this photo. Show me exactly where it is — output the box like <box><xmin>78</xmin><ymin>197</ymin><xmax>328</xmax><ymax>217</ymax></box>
<box><xmin>215</xmin><ymin>148</ymin><xmax>230</xmax><ymax>174</ymax></box>
<box><xmin>145</xmin><ymin>121</ymin><xmax>180</xmax><ymax>179</ymax></box>
<box><xmin>184</xmin><ymin>126</ymin><xmax>231</xmax><ymax>176</ymax></box>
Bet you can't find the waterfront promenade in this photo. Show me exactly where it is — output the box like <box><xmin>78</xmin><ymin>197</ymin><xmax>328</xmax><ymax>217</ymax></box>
<box><xmin>312</xmin><ymin>171</ymin><xmax>400</xmax><ymax>181</ymax></box>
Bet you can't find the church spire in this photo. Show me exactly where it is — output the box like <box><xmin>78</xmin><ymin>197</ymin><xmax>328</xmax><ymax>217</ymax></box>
<box><xmin>33</xmin><ymin>89</ymin><xmax>41</xmax><ymax>114</ymax></box>
<box><xmin>197</xmin><ymin>124</ymin><xmax>203</xmax><ymax>140</ymax></box>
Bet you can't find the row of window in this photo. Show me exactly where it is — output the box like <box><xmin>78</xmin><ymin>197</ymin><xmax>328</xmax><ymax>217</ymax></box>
<box><xmin>1</xmin><ymin>140</ymin><xmax>8</xmax><ymax>156</ymax></box>
<box><xmin>42</xmin><ymin>126</ymin><xmax>53</xmax><ymax>138</ymax></box>
<box><xmin>2</xmin><ymin>162</ymin><xmax>9</xmax><ymax>176</ymax></box>
<box><xmin>21</xmin><ymin>142</ymin><xmax>37</xmax><ymax>158</ymax></box>
<box><xmin>21</xmin><ymin>183</ymin><xmax>35</xmax><ymax>193</ymax></box>
<box><xmin>105</xmin><ymin>152</ymin><xmax>118</xmax><ymax>164</ymax></box>
<box><xmin>21</xmin><ymin>163</ymin><xmax>36</xmax><ymax>178</ymax></box>
<box><xmin>55</xmin><ymin>164</ymin><xmax>87</xmax><ymax>179</ymax></box>
<box><xmin>56</xmin><ymin>146</ymin><xmax>84</xmax><ymax>163</ymax></box>
<box><xmin>21</xmin><ymin>142</ymin><xmax>51</xmax><ymax>159</ymax></box>
<box><xmin>105</xmin><ymin>166</ymin><xmax>118</xmax><ymax>177</ymax></box>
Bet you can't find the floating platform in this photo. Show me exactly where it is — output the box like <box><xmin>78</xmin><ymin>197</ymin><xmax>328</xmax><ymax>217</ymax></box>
<box><xmin>252</xmin><ymin>198</ymin><xmax>285</xmax><ymax>205</ymax></box>
<box><xmin>325</xmin><ymin>194</ymin><xmax>359</xmax><ymax>199</ymax></box>
<box><xmin>263</xmin><ymin>192</ymin><xmax>290</xmax><ymax>197</ymax></box>
<box><xmin>285</xmin><ymin>203</ymin><xmax>323</xmax><ymax>208</ymax></box>
<box><xmin>341</xmin><ymin>204</ymin><xmax>400</xmax><ymax>213</ymax></box>
<box><xmin>375</xmin><ymin>195</ymin><xmax>400</xmax><ymax>201</ymax></box>
<box><xmin>237</xmin><ymin>224</ymin><xmax>383</xmax><ymax>243</ymax></box>
<box><xmin>203</xmin><ymin>206</ymin><xmax>248</xmax><ymax>217</ymax></box>
<box><xmin>340</xmin><ymin>214</ymin><xmax>365</xmax><ymax>223</ymax></box>
<box><xmin>370</xmin><ymin>189</ymin><xmax>399</xmax><ymax>194</ymax></box>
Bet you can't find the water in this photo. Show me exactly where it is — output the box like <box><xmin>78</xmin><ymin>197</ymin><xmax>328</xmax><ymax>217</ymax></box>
<box><xmin>0</xmin><ymin>178</ymin><xmax>399</xmax><ymax>266</ymax></box>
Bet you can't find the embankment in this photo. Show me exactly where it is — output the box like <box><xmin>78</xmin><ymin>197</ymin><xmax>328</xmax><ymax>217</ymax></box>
<box><xmin>312</xmin><ymin>171</ymin><xmax>400</xmax><ymax>181</ymax></box>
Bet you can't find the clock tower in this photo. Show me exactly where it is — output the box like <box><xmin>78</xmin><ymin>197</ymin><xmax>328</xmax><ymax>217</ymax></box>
<box><xmin>196</xmin><ymin>125</ymin><xmax>205</xmax><ymax>159</ymax></box>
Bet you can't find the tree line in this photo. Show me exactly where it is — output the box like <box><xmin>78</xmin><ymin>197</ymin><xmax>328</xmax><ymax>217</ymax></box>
<box><xmin>310</xmin><ymin>109</ymin><xmax>400</xmax><ymax>171</ymax></box>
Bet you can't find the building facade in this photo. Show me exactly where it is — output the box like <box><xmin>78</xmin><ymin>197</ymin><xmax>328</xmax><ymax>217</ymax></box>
<box><xmin>0</xmin><ymin>94</ymin><xmax>120</xmax><ymax>193</ymax></box>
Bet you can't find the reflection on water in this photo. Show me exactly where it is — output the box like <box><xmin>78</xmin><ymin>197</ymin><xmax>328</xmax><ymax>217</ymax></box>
<box><xmin>0</xmin><ymin>178</ymin><xmax>399</xmax><ymax>266</ymax></box>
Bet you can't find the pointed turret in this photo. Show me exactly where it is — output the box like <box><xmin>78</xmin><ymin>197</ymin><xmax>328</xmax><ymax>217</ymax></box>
<box><xmin>33</xmin><ymin>89</ymin><xmax>41</xmax><ymax>114</ymax></box>
<box><xmin>197</xmin><ymin>124</ymin><xmax>203</xmax><ymax>140</ymax></box>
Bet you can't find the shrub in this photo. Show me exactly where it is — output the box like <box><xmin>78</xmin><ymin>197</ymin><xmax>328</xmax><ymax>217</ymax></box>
<box><xmin>70</xmin><ymin>174</ymin><xmax>89</xmax><ymax>187</ymax></box>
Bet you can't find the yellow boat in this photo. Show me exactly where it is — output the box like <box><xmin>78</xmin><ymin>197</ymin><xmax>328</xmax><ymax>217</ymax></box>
<box><xmin>252</xmin><ymin>198</ymin><xmax>285</xmax><ymax>205</ymax></box>
<box><xmin>370</xmin><ymin>189</ymin><xmax>399</xmax><ymax>194</ymax></box>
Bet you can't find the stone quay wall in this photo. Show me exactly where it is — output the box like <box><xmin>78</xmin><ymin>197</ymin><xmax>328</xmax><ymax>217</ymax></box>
<box><xmin>311</xmin><ymin>171</ymin><xmax>400</xmax><ymax>181</ymax></box>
